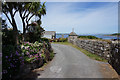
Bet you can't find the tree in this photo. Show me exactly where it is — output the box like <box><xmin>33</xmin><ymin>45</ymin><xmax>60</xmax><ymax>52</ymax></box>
<box><xmin>2</xmin><ymin>2</ymin><xmax>19</xmax><ymax>45</ymax></box>
<box><xmin>26</xmin><ymin>20</ymin><xmax>45</xmax><ymax>42</ymax></box>
<box><xmin>2</xmin><ymin>2</ymin><xmax>46</xmax><ymax>44</ymax></box>
<box><xmin>2</xmin><ymin>19</ymin><xmax>7</xmax><ymax>29</ymax></box>
<box><xmin>17</xmin><ymin>2</ymin><xmax>46</xmax><ymax>40</ymax></box>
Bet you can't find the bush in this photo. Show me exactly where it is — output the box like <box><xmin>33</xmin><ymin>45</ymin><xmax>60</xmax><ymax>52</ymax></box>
<box><xmin>2</xmin><ymin>45</ymin><xmax>23</xmax><ymax>79</ymax></box>
<box><xmin>58</xmin><ymin>38</ymin><xmax>68</xmax><ymax>42</ymax></box>
<box><xmin>40</xmin><ymin>38</ymin><xmax>50</xmax><ymax>42</ymax></box>
<box><xmin>21</xmin><ymin>41</ymin><xmax>44</xmax><ymax>63</ymax></box>
<box><xmin>2</xmin><ymin>41</ymin><xmax>53</xmax><ymax>79</ymax></box>
<box><xmin>49</xmin><ymin>52</ymin><xmax>54</xmax><ymax>60</ymax></box>
<box><xmin>49</xmin><ymin>38</ymin><xmax>68</xmax><ymax>42</ymax></box>
<box><xmin>2</xmin><ymin>28</ymin><xmax>15</xmax><ymax>45</ymax></box>
<box><xmin>21</xmin><ymin>41</ymin><xmax>53</xmax><ymax>64</ymax></box>
<box><xmin>25</xmin><ymin>23</ymin><xmax>45</xmax><ymax>43</ymax></box>
<box><xmin>78</xmin><ymin>36</ymin><xmax>99</xmax><ymax>39</ymax></box>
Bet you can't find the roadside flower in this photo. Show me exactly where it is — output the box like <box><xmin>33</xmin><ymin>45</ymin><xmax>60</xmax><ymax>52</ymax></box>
<box><xmin>34</xmin><ymin>49</ymin><xmax>37</xmax><ymax>52</ymax></box>
<box><xmin>21</xmin><ymin>45</ymin><xmax>24</xmax><ymax>49</ymax></box>
<box><xmin>19</xmin><ymin>56</ymin><xmax>23</xmax><ymax>59</ymax></box>
<box><xmin>26</xmin><ymin>52</ymin><xmax>29</xmax><ymax>55</ymax></box>
<box><xmin>8</xmin><ymin>59</ymin><xmax>11</xmax><ymax>61</ymax></box>
<box><xmin>3</xmin><ymin>70</ymin><xmax>7</xmax><ymax>74</ymax></box>
<box><xmin>39</xmin><ymin>53</ymin><xmax>41</xmax><ymax>57</ymax></box>
<box><xmin>5</xmin><ymin>56</ymin><xmax>8</xmax><ymax>59</ymax></box>
<box><xmin>10</xmin><ymin>54</ymin><xmax>12</xmax><ymax>57</ymax></box>
<box><xmin>29</xmin><ymin>55</ymin><xmax>33</xmax><ymax>58</ymax></box>
<box><xmin>22</xmin><ymin>53</ymin><xmax>24</xmax><ymax>56</ymax></box>
<box><xmin>31</xmin><ymin>50</ymin><xmax>34</xmax><ymax>52</ymax></box>
<box><xmin>35</xmin><ymin>54</ymin><xmax>39</xmax><ymax>58</ymax></box>
<box><xmin>16</xmin><ymin>51</ymin><xmax>19</xmax><ymax>56</ymax></box>
<box><xmin>0</xmin><ymin>53</ymin><xmax>2</xmax><ymax>57</ymax></box>
<box><xmin>25</xmin><ymin>46</ymin><xmax>29</xmax><ymax>49</ymax></box>
<box><xmin>10</xmin><ymin>63</ymin><xmax>14</xmax><ymax>67</ymax></box>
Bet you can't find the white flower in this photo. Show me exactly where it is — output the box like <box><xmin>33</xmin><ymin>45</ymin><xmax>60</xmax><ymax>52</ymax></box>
<box><xmin>22</xmin><ymin>53</ymin><xmax>24</xmax><ymax>56</ymax></box>
<box><xmin>21</xmin><ymin>45</ymin><xmax>24</xmax><ymax>49</ymax></box>
<box><xmin>25</xmin><ymin>46</ymin><xmax>29</xmax><ymax>49</ymax></box>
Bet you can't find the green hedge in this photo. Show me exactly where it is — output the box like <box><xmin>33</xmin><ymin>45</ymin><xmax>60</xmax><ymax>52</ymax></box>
<box><xmin>78</xmin><ymin>36</ymin><xmax>100</xmax><ymax>39</ymax></box>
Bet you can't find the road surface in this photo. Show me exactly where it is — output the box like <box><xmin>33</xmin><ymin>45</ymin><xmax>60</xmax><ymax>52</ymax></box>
<box><xmin>36</xmin><ymin>43</ymin><xmax>118</xmax><ymax>78</ymax></box>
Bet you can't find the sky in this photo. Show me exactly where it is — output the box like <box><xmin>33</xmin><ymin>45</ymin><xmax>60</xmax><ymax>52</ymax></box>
<box><xmin>41</xmin><ymin>2</ymin><xmax>118</xmax><ymax>34</ymax></box>
<box><xmin>2</xmin><ymin>2</ymin><xmax>118</xmax><ymax>35</ymax></box>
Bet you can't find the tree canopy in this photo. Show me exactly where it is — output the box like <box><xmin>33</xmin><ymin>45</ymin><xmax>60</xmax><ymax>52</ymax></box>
<box><xmin>2</xmin><ymin>2</ymin><xmax>46</xmax><ymax>44</ymax></box>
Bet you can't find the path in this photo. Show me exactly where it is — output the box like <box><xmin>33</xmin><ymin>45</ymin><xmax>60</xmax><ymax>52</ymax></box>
<box><xmin>36</xmin><ymin>43</ymin><xmax>119</xmax><ymax>78</ymax></box>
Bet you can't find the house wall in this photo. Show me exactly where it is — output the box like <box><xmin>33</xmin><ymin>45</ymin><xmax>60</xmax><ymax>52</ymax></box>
<box><xmin>43</xmin><ymin>35</ymin><xmax>52</xmax><ymax>39</ymax></box>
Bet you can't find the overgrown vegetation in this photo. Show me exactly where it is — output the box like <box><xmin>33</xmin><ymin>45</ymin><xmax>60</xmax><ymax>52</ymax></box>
<box><xmin>110</xmin><ymin>33</ymin><xmax>120</xmax><ymax>36</ymax></box>
<box><xmin>2</xmin><ymin>2</ymin><xmax>55</xmax><ymax>79</ymax></box>
<box><xmin>78</xmin><ymin>35</ymin><xmax>100</xmax><ymax>39</ymax></box>
<box><xmin>49</xmin><ymin>38</ymin><xmax>68</xmax><ymax>42</ymax></box>
<box><xmin>2</xmin><ymin>2</ymin><xmax>46</xmax><ymax>44</ymax></box>
<box><xmin>53</xmin><ymin>42</ymin><xmax>107</xmax><ymax>62</ymax></box>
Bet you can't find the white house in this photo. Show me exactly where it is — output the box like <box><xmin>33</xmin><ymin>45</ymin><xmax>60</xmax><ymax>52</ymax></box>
<box><xmin>42</xmin><ymin>31</ymin><xmax>56</xmax><ymax>39</ymax></box>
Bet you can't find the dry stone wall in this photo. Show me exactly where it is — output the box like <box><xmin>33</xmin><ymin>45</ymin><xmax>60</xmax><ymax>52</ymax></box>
<box><xmin>109</xmin><ymin>43</ymin><xmax>120</xmax><ymax>74</ymax></box>
<box><xmin>69</xmin><ymin>38</ymin><xmax>111</xmax><ymax>60</ymax></box>
<box><xmin>68</xmin><ymin>38</ymin><xmax>120</xmax><ymax>74</ymax></box>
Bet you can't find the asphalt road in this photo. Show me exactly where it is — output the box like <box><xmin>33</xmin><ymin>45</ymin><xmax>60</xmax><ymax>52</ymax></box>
<box><xmin>37</xmin><ymin>43</ymin><xmax>119</xmax><ymax>78</ymax></box>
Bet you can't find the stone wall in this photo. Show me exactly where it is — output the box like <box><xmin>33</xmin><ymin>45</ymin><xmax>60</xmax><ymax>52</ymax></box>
<box><xmin>109</xmin><ymin>43</ymin><xmax>120</xmax><ymax>74</ymax></box>
<box><xmin>68</xmin><ymin>38</ymin><xmax>120</xmax><ymax>74</ymax></box>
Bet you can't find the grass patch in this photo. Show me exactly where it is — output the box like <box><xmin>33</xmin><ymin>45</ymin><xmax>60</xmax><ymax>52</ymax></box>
<box><xmin>52</xmin><ymin>42</ymin><xmax>107</xmax><ymax>62</ymax></box>
<box><xmin>50</xmin><ymin>52</ymin><xmax>55</xmax><ymax>60</ymax></box>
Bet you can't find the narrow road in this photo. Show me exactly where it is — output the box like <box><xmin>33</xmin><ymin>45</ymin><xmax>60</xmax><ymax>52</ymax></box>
<box><xmin>37</xmin><ymin>43</ymin><xmax>119</xmax><ymax>78</ymax></box>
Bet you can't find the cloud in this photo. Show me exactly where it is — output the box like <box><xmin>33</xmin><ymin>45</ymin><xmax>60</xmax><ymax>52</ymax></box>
<box><xmin>41</xmin><ymin>0</ymin><xmax>119</xmax><ymax>2</ymax></box>
<box><xmin>41</xmin><ymin>2</ymin><xmax>118</xmax><ymax>34</ymax></box>
<box><xmin>2</xmin><ymin>11</ymin><xmax>36</xmax><ymax>33</ymax></box>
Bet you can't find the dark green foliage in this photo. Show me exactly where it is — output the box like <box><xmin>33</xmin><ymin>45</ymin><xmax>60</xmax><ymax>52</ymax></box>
<box><xmin>2</xmin><ymin>19</ymin><xmax>7</xmax><ymax>29</ymax></box>
<box><xmin>58</xmin><ymin>38</ymin><xmax>68</xmax><ymax>42</ymax></box>
<box><xmin>50</xmin><ymin>38</ymin><xmax>68</xmax><ymax>42</ymax></box>
<box><xmin>2</xmin><ymin>28</ymin><xmax>15</xmax><ymax>45</ymax></box>
<box><xmin>40</xmin><ymin>38</ymin><xmax>50</xmax><ymax>42</ymax></box>
<box><xmin>26</xmin><ymin>22</ymin><xmax>45</xmax><ymax>43</ymax></box>
<box><xmin>111</xmin><ymin>33</ymin><xmax>120</xmax><ymax>36</ymax></box>
<box><xmin>2</xmin><ymin>28</ymin><xmax>21</xmax><ymax>45</ymax></box>
<box><xmin>78</xmin><ymin>36</ymin><xmax>99</xmax><ymax>39</ymax></box>
<box><xmin>49</xmin><ymin>52</ymin><xmax>54</xmax><ymax>60</ymax></box>
<box><xmin>2</xmin><ymin>2</ymin><xmax>46</xmax><ymax>44</ymax></box>
<box><xmin>2</xmin><ymin>2</ymin><xmax>54</xmax><ymax>79</ymax></box>
<box><xmin>2</xmin><ymin>45</ymin><xmax>23</xmax><ymax>79</ymax></box>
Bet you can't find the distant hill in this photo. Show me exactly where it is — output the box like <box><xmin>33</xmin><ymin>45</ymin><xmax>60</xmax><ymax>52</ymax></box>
<box><xmin>78</xmin><ymin>35</ymin><xmax>100</xmax><ymax>39</ymax></box>
<box><xmin>105</xmin><ymin>33</ymin><xmax>120</xmax><ymax>36</ymax></box>
<box><xmin>111</xmin><ymin>33</ymin><xmax>120</xmax><ymax>36</ymax></box>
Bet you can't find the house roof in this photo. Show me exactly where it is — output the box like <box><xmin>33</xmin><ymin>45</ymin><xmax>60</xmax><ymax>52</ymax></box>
<box><xmin>43</xmin><ymin>31</ymin><xmax>56</xmax><ymax>36</ymax></box>
<box><xmin>69</xmin><ymin>32</ymin><xmax>77</xmax><ymax>36</ymax></box>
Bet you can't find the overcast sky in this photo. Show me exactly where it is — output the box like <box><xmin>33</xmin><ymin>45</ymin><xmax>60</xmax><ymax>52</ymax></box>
<box><xmin>41</xmin><ymin>2</ymin><xmax>118</xmax><ymax>34</ymax></box>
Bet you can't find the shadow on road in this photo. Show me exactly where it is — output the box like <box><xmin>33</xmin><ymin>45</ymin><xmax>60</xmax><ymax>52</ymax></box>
<box><xmin>16</xmin><ymin>71</ymin><xmax>40</xmax><ymax>80</ymax></box>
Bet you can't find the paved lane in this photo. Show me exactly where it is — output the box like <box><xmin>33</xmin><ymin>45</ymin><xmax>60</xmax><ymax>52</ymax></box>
<box><xmin>37</xmin><ymin>43</ymin><xmax>118</xmax><ymax>78</ymax></box>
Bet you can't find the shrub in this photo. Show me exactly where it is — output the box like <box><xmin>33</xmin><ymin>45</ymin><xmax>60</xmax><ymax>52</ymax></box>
<box><xmin>40</xmin><ymin>38</ymin><xmax>50</xmax><ymax>42</ymax></box>
<box><xmin>78</xmin><ymin>36</ymin><xmax>99</xmax><ymax>39</ymax></box>
<box><xmin>59</xmin><ymin>38</ymin><xmax>68</xmax><ymax>42</ymax></box>
<box><xmin>21</xmin><ymin>41</ymin><xmax>44</xmax><ymax>63</ymax></box>
<box><xmin>25</xmin><ymin>23</ymin><xmax>45</xmax><ymax>43</ymax></box>
<box><xmin>2</xmin><ymin>28</ymin><xmax>15</xmax><ymax>45</ymax></box>
<box><xmin>21</xmin><ymin>41</ymin><xmax>52</xmax><ymax>64</ymax></box>
<box><xmin>49</xmin><ymin>52</ymin><xmax>54</xmax><ymax>60</ymax></box>
<box><xmin>2</xmin><ymin>45</ymin><xmax>23</xmax><ymax>79</ymax></box>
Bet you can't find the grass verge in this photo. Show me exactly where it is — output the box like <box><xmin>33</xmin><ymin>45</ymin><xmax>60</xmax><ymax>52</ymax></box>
<box><xmin>52</xmin><ymin>42</ymin><xmax>108</xmax><ymax>62</ymax></box>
